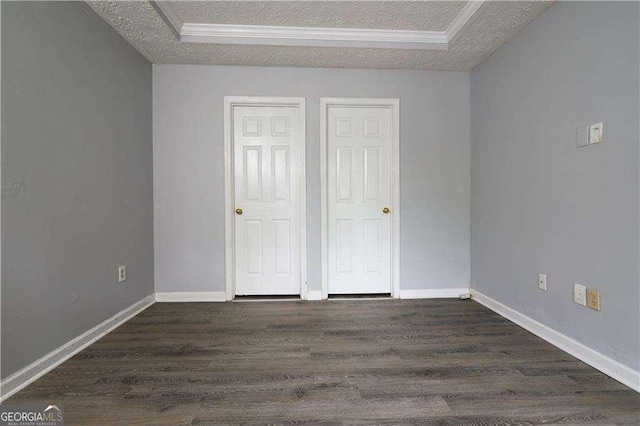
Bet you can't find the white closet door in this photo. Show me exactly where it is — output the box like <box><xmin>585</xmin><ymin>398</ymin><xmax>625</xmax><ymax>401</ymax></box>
<box><xmin>327</xmin><ymin>106</ymin><xmax>392</xmax><ymax>294</ymax></box>
<box><xmin>234</xmin><ymin>106</ymin><xmax>301</xmax><ymax>295</ymax></box>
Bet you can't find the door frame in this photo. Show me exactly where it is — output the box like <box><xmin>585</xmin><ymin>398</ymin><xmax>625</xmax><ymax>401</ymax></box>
<box><xmin>224</xmin><ymin>96</ymin><xmax>307</xmax><ymax>300</ymax></box>
<box><xmin>320</xmin><ymin>97</ymin><xmax>400</xmax><ymax>299</ymax></box>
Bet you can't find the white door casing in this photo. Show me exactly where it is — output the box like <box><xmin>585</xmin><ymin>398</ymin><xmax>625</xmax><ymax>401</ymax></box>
<box><xmin>224</xmin><ymin>97</ymin><xmax>307</xmax><ymax>299</ymax></box>
<box><xmin>321</xmin><ymin>98</ymin><xmax>400</xmax><ymax>297</ymax></box>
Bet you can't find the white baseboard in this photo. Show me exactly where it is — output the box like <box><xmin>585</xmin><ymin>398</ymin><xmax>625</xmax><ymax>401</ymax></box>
<box><xmin>305</xmin><ymin>290</ymin><xmax>323</xmax><ymax>301</ymax></box>
<box><xmin>471</xmin><ymin>290</ymin><xmax>640</xmax><ymax>393</ymax></box>
<box><xmin>155</xmin><ymin>291</ymin><xmax>227</xmax><ymax>302</ymax></box>
<box><xmin>156</xmin><ymin>289</ymin><xmax>472</xmax><ymax>302</ymax></box>
<box><xmin>400</xmin><ymin>287</ymin><xmax>470</xmax><ymax>299</ymax></box>
<box><xmin>0</xmin><ymin>294</ymin><xmax>156</xmax><ymax>403</ymax></box>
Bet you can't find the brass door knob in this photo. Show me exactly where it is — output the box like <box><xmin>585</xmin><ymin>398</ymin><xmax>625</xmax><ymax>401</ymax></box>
<box><xmin>235</xmin><ymin>208</ymin><xmax>243</xmax><ymax>215</ymax></box>
<box><xmin>382</xmin><ymin>207</ymin><xmax>390</xmax><ymax>214</ymax></box>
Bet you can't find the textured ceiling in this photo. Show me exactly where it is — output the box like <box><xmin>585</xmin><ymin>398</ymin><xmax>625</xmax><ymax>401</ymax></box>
<box><xmin>87</xmin><ymin>1</ymin><xmax>554</xmax><ymax>71</ymax></box>
<box><xmin>171</xmin><ymin>1</ymin><xmax>467</xmax><ymax>31</ymax></box>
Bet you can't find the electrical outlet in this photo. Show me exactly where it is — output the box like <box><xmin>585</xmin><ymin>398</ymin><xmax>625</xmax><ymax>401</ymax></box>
<box><xmin>118</xmin><ymin>265</ymin><xmax>126</xmax><ymax>283</ymax></box>
<box><xmin>587</xmin><ymin>288</ymin><xmax>601</xmax><ymax>311</ymax></box>
<box><xmin>538</xmin><ymin>273</ymin><xmax>547</xmax><ymax>291</ymax></box>
<box><xmin>574</xmin><ymin>283</ymin><xmax>587</xmax><ymax>306</ymax></box>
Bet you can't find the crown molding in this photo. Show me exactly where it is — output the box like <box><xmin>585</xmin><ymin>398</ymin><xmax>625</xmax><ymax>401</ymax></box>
<box><xmin>150</xmin><ymin>1</ymin><xmax>183</xmax><ymax>39</ymax></box>
<box><xmin>150</xmin><ymin>0</ymin><xmax>486</xmax><ymax>51</ymax></box>
<box><xmin>446</xmin><ymin>0</ymin><xmax>488</xmax><ymax>44</ymax></box>
<box><xmin>181</xmin><ymin>24</ymin><xmax>448</xmax><ymax>50</ymax></box>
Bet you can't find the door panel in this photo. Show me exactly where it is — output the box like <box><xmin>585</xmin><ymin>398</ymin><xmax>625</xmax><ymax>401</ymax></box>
<box><xmin>364</xmin><ymin>147</ymin><xmax>381</xmax><ymax>201</ymax></box>
<box><xmin>243</xmin><ymin>147</ymin><xmax>262</xmax><ymax>201</ymax></box>
<box><xmin>234</xmin><ymin>106</ymin><xmax>301</xmax><ymax>295</ymax></box>
<box><xmin>336</xmin><ymin>219</ymin><xmax>354</xmax><ymax>274</ymax></box>
<box><xmin>364</xmin><ymin>219</ymin><xmax>380</xmax><ymax>273</ymax></box>
<box><xmin>245</xmin><ymin>220</ymin><xmax>263</xmax><ymax>275</ymax></box>
<box><xmin>272</xmin><ymin>147</ymin><xmax>290</xmax><ymax>201</ymax></box>
<box><xmin>273</xmin><ymin>219</ymin><xmax>291</xmax><ymax>275</ymax></box>
<box><xmin>328</xmin><ymin>106</ymin><xmax>392</xmax><ymax>294</ymax></box>
<box><xmin>336</xmin><ymin>147</ymin><xmax>354</xmax><ymax>202</ymax></box>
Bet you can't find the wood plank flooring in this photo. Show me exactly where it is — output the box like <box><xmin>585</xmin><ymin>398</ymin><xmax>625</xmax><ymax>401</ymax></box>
<box><xmin>5</xmin><ymin>299</ymin><xmax>640</xmax><ymax>424</ymax></box>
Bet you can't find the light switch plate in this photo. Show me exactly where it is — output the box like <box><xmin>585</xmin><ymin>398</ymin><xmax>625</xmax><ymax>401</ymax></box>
<box><xmin>574</xmin><ymin>283</ymin><xmax>587</xmax><ymax>306</ymax></box>
<box><xmin>589</xmin><ymin>122</ymin><xmax>603</xmax><ymax>144</ymax></box>
<box><xmin>576</xmin><ymin>125</ymin><xmax>590</xmax><ymax>148</ymax></box>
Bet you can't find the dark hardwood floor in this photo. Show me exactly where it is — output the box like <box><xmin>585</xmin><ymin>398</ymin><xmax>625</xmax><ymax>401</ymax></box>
<box><xmin>6</xmin><ymin>299</ymin><xmax>640</xmax><ymax>424</ymax></box>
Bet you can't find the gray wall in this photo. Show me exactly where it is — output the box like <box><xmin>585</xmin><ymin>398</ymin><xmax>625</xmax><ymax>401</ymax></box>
<box><xmin>153</xmin><ymin>66</ymin><xmax>470</xmax><ymax>293</ymax></box>
<box><xmin>1</xmin><ymin>2</ymin><xmax>154</xmax><ymax>378</ymax></box>
<box><xmin>471</xmin><ymin>2</ymin><xmax>639</xmax><ymax>370</ymax></box>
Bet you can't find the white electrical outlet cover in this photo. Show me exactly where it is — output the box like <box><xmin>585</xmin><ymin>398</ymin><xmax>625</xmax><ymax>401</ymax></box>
<box><xmin>574</xmin><ymin>283</ymin><xmax>587</xmax><ymax>306</ymax></box>
<box><xmin>538</xmin><ymin>273</ymin><xmax>547</xmax><ymax>291</ymax></box>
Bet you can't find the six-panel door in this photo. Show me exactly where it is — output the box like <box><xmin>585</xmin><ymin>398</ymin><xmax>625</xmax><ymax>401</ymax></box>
<box><xmin>234</xmin><ymin>106</ymin><xmax>301</xmax><ymax>295</ymax></box>
<box><xmin>327</xmin><ymin>106</ymin><xmax>392</xmax><ymax>294</ymax></box>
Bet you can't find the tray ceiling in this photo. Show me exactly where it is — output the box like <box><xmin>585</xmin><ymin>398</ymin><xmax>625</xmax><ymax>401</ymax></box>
<box><xmin>87</xmin><ymin>1</ymin><xmax>554</xmax><ymax>71</ymax></box>
<box><xmin>170</xmin><ymin>1</ymin><xmax>467</xmax><ymax>31</ymax></box>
